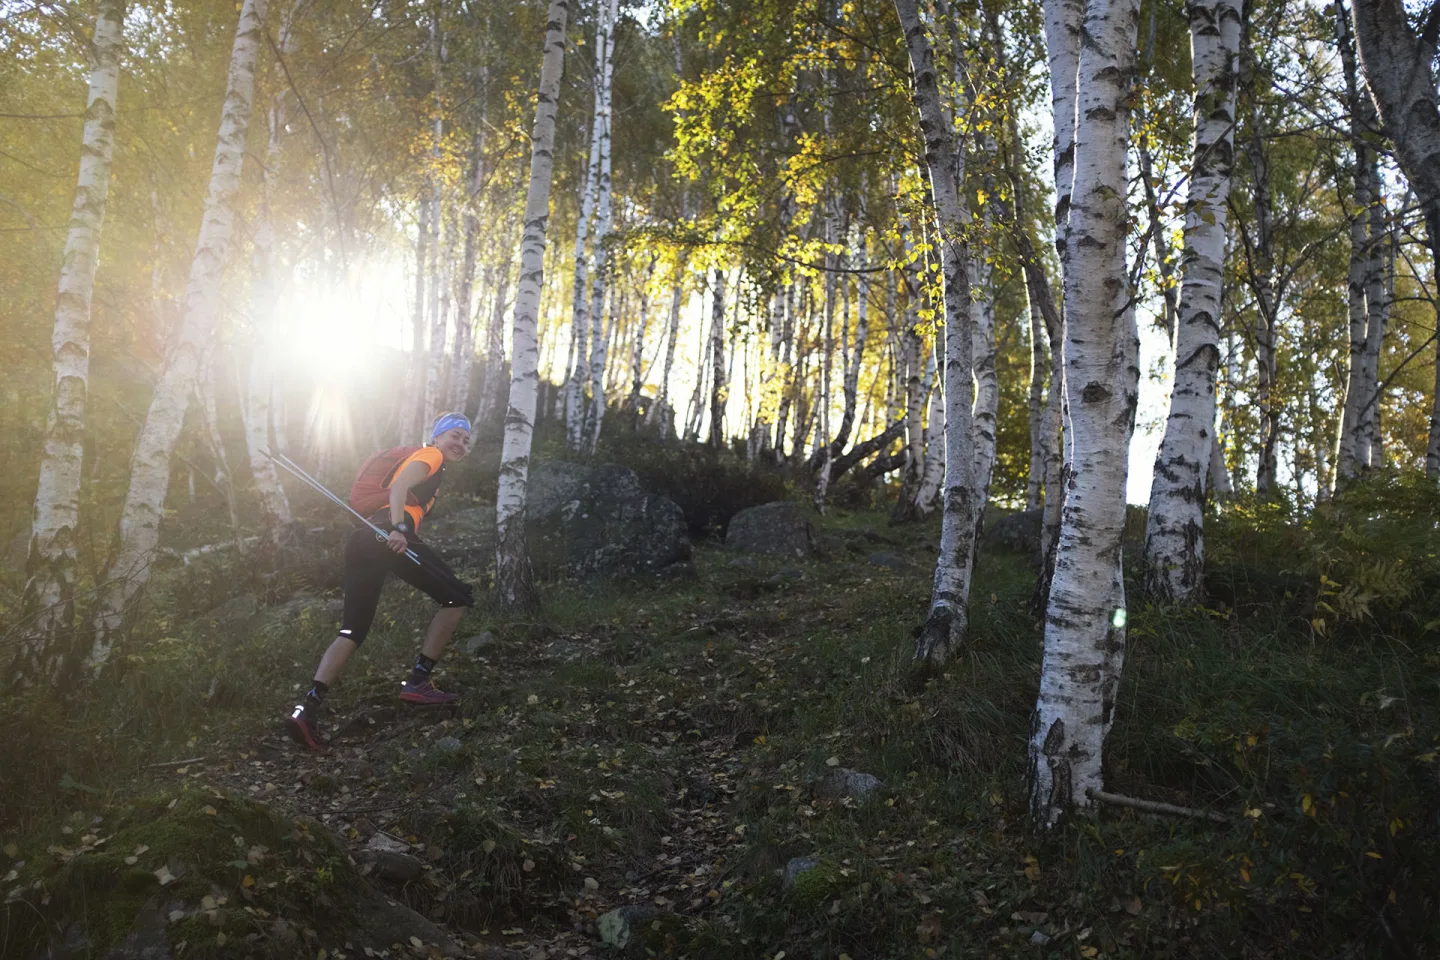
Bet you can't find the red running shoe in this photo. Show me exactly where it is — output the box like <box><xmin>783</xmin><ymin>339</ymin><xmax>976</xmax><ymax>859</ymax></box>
<box><xmin>285</xmin><ymin>703</ymin><xmax>323</xmax><ymax>751</ymax></box>
<box><xmin>400</xmin><ymin>679</ymin><xmax>458</xmax><ymax>704</ymax></box>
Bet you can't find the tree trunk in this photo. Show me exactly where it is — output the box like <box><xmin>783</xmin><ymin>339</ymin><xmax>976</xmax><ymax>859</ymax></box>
<box><xmin>1143</xmin><ymin>0</ymin><xmax>1242</xmax><ymax>603</ymax></box>
<box><xmin>650</xmin><ymin>268</ymin><xmax>684</xmax><ymax>439</ymax></box>
<box><xmin>89</xmin><ymin>0</ymin><xmax>267</xmax><ymax>676</ymax></box>
<box><xmin>1349</xmin><ymin>0</ymin><xmax>1440</xmax><ymax>476</ymax></box>
<box><xmin>583</xmin><ymin>0</ymin><xmax>619</xmax><ymax>456</ymax></box>
<box><xmin>1035</xmin><ymin>0</ymin><xmax>1082</xmax><ymax>603</ymax></box>
<box><xmin>427</xmin><ymin>204</ymin><xmax>454</xmax><ymax>420</ymax></box>
<box><xmin>895</xmin><ymin>0</ymin><xmax>979</xmax><ymax>668</ymax></box>
<box><xmin>708</xmin><ymin>269</ymin><xmax>729</xmax><ymax>449</ymax></box>
<box><xmin>495</xmin><ymin>0</ymin><xmax>570</xmax><ymax>611</ymax></box>
<box><xmin>18</xmin><ymin>0</ymin><xmax>126</xmax><ymax>690</ymax></box>
<box><xmin>452</xmin><ymin>131</ymin><xmax>485</xmax><ymax>414</ymax></box>
<box><xmin>1029</xmin><ymin>0</ymin><xmax>1141</xmax><ymax>827</ymax></box>
<box><xmin>240</xmin><ymin>0</ymin><xmax>302</xmax><ymax>549</ymax></box>
<box><xmin>404</xmin><ymin>196</ymin><xmax>431</xmax><ymax>443</ymax></box>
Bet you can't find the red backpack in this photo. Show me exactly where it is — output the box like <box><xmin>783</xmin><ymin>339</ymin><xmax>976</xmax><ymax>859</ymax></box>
<box><xmin>349</xmin><ymin>445</ymin><xmax>423</xmax><ymax>516</ymax></box>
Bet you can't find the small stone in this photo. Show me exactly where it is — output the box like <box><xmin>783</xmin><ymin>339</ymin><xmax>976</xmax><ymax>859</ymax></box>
<box><xmin>1030</xmin><ymin>930</ymin><xmax>1051</xmax><ymax>946</ymax></box>
<box><xmin>462</xmin><ymin>632</ymin><xmax>497</xmax><ymax>656</ymax></box>
<box><xmin>766</xmin><ymin>568</ymin><xmax>805</xmax><ymax>584</ymax></box>
<box><xmin>866</xmin><ymin>551</ymin><xmax>910</xmax><ymax>569</ymax></box>
<box><xmin>434</xmin><ymin>736</ymin><xmax>464</xmax><ymax>754</ymax></box>
<box><xmin>783</xmin><ymin>856</ymin><xmax>821</xmax><ymax>888</ymax></box>
<box><xmin>597</xmin><ymin>904</ymin><xmax>660</xmax><ymax>949</ymax></box>
<box><xmin>814</xmin><ymin>768</ymin><xmax>885</xmax><ymax>802</ymax></box>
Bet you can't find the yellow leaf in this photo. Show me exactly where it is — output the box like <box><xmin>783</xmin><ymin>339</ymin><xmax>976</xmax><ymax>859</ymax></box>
<box><xmin>242</xmin><ymin>875</ymin><xmax>256</xmax><ymax>887</ymax></box>
<box><xmin>1301</xmin><ymin>794</ymin><xmax>1313</xmax><ymax>813</ymax></box>
<box><xmin>3</xmin><ymin>844</ymin><xmax>16</xmax><ymax>859</ymax></box>
<box><xmin>1240</xmin><ymin>867</ymin><xmax>1250</xmax><ymax>882</ymax></box>
<box><xmin>1080</xmin><ymin>948</ymin><xmax>1098</xmax><ymax>959</ymax></box>
<box><xmin>1366</xmin><ymin>851</ymin><xmax>1383</xmax><ymax>859</ymax></box>
<box><xmin>203</xmin><ymin>805</ymin><xmax>217</xmax><ymax>816</ymax></box>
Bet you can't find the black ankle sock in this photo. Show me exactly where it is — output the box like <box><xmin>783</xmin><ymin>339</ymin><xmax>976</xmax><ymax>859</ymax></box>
<box><xmin>305</xmin><ymin>680</ymin><xmax>329</xmax><ymax>706</ymax></box>
<box><xmin>410</xmin><ymin>654</ymin><xmax>437</xmax><ymax>683</ymax></box>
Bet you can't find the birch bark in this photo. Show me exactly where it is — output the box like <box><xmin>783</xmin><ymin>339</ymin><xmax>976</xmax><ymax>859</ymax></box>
<box><xmin>583</xmin><ymin>0</ymin><xmax>619</xmax><ymax>456</ymax></box>
<box><xmin>895</xmin><ymin>0</ymin><xmax>978</xmax><ymax>666</ymax></box>
<box><xmin>1143</xmin><ymin>0</ymin><xmax>1243</xmax><ymax>602</ymax></box>
<box><xmin>89</xmin><ymin>0</ymin><xmax>266</xmax><ymax>674</ymax></box>
<box><xmin>650</xmin><ymin>268</ymin><xmax>684</xmax><ymax>438</ymax></box>
<box><xmin>707</xmin><ymin>270</ymin><xmax>729</xmax><ymax>448</ymax></box>
<box><xmin>241</xmin><ymin>0</ymin><xmax>302</xmax><ymax>548</ymax></box>
<box><xmin>1030</xmin><ymin>0</ymin><xmax>1141</xmax><ymax>826</ymax></box>
<box><xmin>18</xmin><ymin>0</ymin><xmax>126</xmax><ymax>689</ymax></box>
<box><xmin>1348</xmin><ymin>0</ymin><xmax>1440</xmax><ymax>476</ymax></box>
<box><xmin>495</xmin><ymin>0</ymin><xmax>570</xmax><ymax>610</ymax></box>
<box><xmin>565</xmin><ymin>6</ymin><xmax>611</xmax><ymax>453</ymax></box>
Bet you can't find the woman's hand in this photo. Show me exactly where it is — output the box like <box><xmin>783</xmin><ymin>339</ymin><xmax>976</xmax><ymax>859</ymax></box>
<box><xmin>386</xmin><ymin>530</ymin><xmax>409</xmax><ymax>554</ymax></box>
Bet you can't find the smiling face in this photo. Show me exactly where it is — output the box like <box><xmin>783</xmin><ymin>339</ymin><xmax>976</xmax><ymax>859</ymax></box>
<box><xmin>435</xmin><ymin>427</ymin><xmax>472</xmax><ymax>462</ymax></box>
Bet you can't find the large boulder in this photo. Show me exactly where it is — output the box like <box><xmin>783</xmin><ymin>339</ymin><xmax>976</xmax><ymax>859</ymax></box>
<box><xmin>982</xmin><ymin>507</ymin><xmax>1043</xmax><ymax>558</ymax></box>
<box><xmin>527</xmin><ymin>461</ymin><xmax>692</xmax><ymax>579</ymax></box>
<box><xmin>725</xmin><ymin>501</ymin><xmax>815</xmax><ymax>558</ymax></box>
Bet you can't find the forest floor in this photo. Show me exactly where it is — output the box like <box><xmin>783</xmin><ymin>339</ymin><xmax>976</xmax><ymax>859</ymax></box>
<box><xmin>3</xmin><ymin>485</ymin><xmax>1439</xmax><ymax>959</ymax></box>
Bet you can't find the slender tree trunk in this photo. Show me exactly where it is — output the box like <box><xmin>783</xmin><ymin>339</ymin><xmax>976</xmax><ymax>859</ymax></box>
<box><xmin>495</xmin><ymin>0</ymin><xmax>570</xmax><ymax>611</ymax></box>
<box><xmin>405</xmin><ymin>197</ymin><xmax>431</xmax><ymax>442</ymax></box>
<box><xmin>630</xmin><ymin>257</ymin><xmax>655</xmax><ymax>418</ymax></box>
<box><xmin>17</xmin><ymin>0</ymin><xmax>126</xmax><ymax>690</ymax></box>
<box><xmin>896</xmin><ymin>0</ymin><xmax>978</xmax><ymax>667</ymax></box>
<box><xmin>913</xmin><ymin>351</ymin><xmax>945</xmax><ymax>515</ymax></box>
<box><xmin>583</xmin><ymin>1</ymin><xmax>619</xmax><ymax>456</ymax></box>
<box><xmin>1029</xmin><ymin>0</ymin><xmax>1141</xmax><ymax>826</ymax></box>
<box><xmin>1349</xmin><ymin>0</ymin><xmax>1440</xmax><ymax>476</ymax></box>
<box><xmin>566</xmin><ymin>4</ymin><xmax>612</xmax><ymax>452</ymax></box>
<box><xmin>1144</xmin><ymin>0</ymin><xmax>1243</xmax><ymax>603</ymax></box>
<box><xmin>427</xmin><ymin>204</ymin><xmax>454</xmax><ymax>419</ymax></box>
<box><xmin>1035</xmin><ymin>0</ymin><xmax>1083</xmax><ymax>602</ymax></box>
<box><xmin>453</xmin><ymin>131</ymin><xmax>484</xmax><ymax>413</ymax></box>
<box><xmin>241</xmin><ymin>0</ymin><xmax>301</xmax><ymax>548</ymax></box>
<box><xmin>89</xmin><ymin>0</ymin><xmax>267</xmax><ymax>675</ymax></box>
<box><xmin>708</xmin><ymin>269</ymin><xmax>729</xmax><ymax>449</ymax></box>
<box><xmin>971</xmin><ymin>233</ymin><xmax>1000</xmax><ymax>522</ymax></box>
<box><xmin>651</xmin><ymin>268</ymin><xmax>684</xmax><ymax>439</ymax></box>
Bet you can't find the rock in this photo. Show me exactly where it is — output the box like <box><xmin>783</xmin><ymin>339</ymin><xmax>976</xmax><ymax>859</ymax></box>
<box><xmin>101</xmin><ymin>897</ymin><xmax>172</xmax><ymax>960</ymax></box>
<box><xmin>198</xmin><ymin>592</ymin><xmax>258</xmax><ymax>625</ymax></box>
<box><xmin>354</xmin><ymin>889</ymin><xmax>461</xmax><ymax>957</ymax></box>
<box><xmin>1030</xmin><ymin>930</ymin><xmax>1051</xmax><ymax>946</ymax></box>
<box><xmin>814</xmin><ymin>534</ymin><xmax>847</xmax><ymax>559</ymax></box>
<box><xmin>324</xmin><ymin>598</ymin><xmax>345</xmax><ymax>616</ymax></box>
<box><xmin>365</xmin><ymin>850</ymin><xmax>425</xmax><ymax>884</ymax></box>
<box><xmin>462</xmin><ymin>631</ymin><xmax>497</xmax><ymax>656</ymax></box>
<box><xmin>866</xmin><ymin>551</ymin><xmax>910</xmax><ymax>569</ymax></box>
<box><xmin>597</xmin><ymin>905</ymin><xmax>661</xmax><ymax>950</ymax></box>
<box><xmin>365</xmin><ymin>833</ymin><xmax>411</xmax><ymax>856</ymax></box>
<box><xmin>526</xmin><ymin>461</ymin><xmax>692</xmax><ymax>580</ymax></box>
<box><xmin>765</xmin><ymin>568</ymin><xmax>805</xmax><ymax>584</ymax></box>
<box><xmin>983</xmin><ymin>508</ymin><xmax>1044</xmax><ymax>557</ymax></box>
<box><xmin>725</xmin><ymin>502</ymin><xmax>815</xmax><ymax>558</ymax></box>
<box><xmin>813</xmin><ymin>768</ymin><xmax>885</xmax><ymax>801</ymax></box>
<box><xmin>433</xmin><ymin>736</ymin><xmax>464</xmax><ymax>754</ymax></box>
<box><xmin>783</xmin><ymin>856</ymin><xmax>822</xmax><ymax>889</ymax></box>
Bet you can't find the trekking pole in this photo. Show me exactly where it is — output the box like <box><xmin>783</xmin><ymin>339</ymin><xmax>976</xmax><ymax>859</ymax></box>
<box><xmin>262</xmin><ymin>448</ymin><xmax>424</xmax><ymax>567</ymax></box>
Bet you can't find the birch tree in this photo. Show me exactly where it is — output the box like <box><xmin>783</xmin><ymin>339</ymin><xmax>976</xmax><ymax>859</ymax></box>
<box><xmin>495</xmin><ymin>0</ymin><xmax>570</xmax><ymax>611</ymax></box>
<box><xmin>17</xmin><ymin>0</ymin><xmax>126</xmax><ymax>690</ymax></box>
<box><xmin>707</xmin><ymin>269</ymin><xmax>729</xmax><ymax>449</ymax></box>
<box><xmin>584</xmin><ymin>0</ymin><xmax>620</xmax><ymax>455</ymax></box>
<box><xmin>1029</xmin><ymin>0</ymin><xmax>1141</xmax><ymax>825</ymax></box>
<box><xmin>565</xmin><ymin>4</ymin><xmax>613</xmax><ymax>453</ymax></box>
<box><xmin>1143</xmin><ymin>0</ymin><xmax>1243</xmax><ymax>602</ymax></box>
<box><xmin>894</xmin><ymin>0</ymin><xmax>979</xmax><ymax>667</ymax></box>
<box><xmin>1349</xmin><ymin>0</ymin><xmax>1440</xmax><ymax>477</ymax></box>
<box><xmin>241</xmin><ymin>0</ymin><xmax>303</xmax><ymax>548</ymax></box>
<box><xmin>88</xmin><ymin>0</ymin><xmax>268</xmax><ymax>675</ymax></box>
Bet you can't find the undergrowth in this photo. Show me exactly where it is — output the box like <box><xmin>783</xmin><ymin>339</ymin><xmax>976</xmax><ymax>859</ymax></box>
<box><xmin>2</xmin><ymin>472</ymin><xmax>1438</xmax><ymax>958</ymax></box>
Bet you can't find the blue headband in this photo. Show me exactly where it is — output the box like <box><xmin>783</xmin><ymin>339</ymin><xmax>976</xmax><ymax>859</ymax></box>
<box><xmin>432</xmin><ymin>414</ymin><xmax>471</xmax><ymax>439</ymax></box>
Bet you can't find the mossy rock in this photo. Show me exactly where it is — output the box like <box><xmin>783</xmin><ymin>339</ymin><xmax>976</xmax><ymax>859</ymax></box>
<box><xmin>2</xmin><ymin>786</ymin><xmax>455</xmax><ymax>959</ymax></box>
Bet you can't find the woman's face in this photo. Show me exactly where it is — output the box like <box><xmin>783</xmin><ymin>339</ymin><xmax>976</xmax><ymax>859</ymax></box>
<box><xmin>436</xmin><ymin>427</ymin><xmax>472</xmax><ymax>461</ymax></box>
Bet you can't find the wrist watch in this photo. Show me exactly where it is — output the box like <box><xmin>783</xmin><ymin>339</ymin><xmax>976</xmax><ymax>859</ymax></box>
<box><xmin>390</xmin><ymin>518</ymin><xmax>411</xmax><ymax>535</ymax></box>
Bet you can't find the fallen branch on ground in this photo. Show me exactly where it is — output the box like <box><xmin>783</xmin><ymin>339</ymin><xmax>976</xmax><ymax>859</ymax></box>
<box><xmin>1087</xmin><ymin>788</ymin><xmax>1231</xmax><ymax>824</ymax></box>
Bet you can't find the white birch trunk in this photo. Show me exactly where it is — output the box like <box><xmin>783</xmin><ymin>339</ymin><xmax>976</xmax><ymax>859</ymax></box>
<box><xmin>583</xmin><ymin>0</ymin><xmax>619</xmax><ymax>456</ymax></box>
<box><xmin>913</xmin><ymin>353</ymin><xmax>945</xmax><ymax>515</ymax></box>
<box><xmin>896</xmin><ymin>0</ymin><xmax>978</xmax><ymax>667</ymax></box>
<box><xmin>1030</xmin><ymin>0</ymin><xmax>1141</xmax><ymax>826</ymax></box>
<box><xmin>452</xmin><ymin>133</ymin><xmax>485</xmax><ymax>414</ymax></box>
<box><xmin>1036</xmin><ymin>0</ymin><xmax>1083</xmax><ymax>598</ymax></box>
<box><xmin>700</xmin><ymin>269</ymin><xmax>726</xmax><ymax>448</ymax></box>
<box><xmin>650</xmin><ymin>270</ymin><xmax>684</xmax><ymax>439</ymax></box>
<box><xmin>495</xmin><ymin>0</ymin><xmax>570</xmax><ymax>610</ymax></box>
<box><xmin>18</xmin><ymin>0</ymin><xmax>126</xmax><ymax>689</ymax></box>
<box><xmin>1143</xmin><ymin>0</ymin><xmax>1242</xmax><ymax>602</ymax></box>
<box><xmin>565</xmin><ymin>10</ymin><xmax>610</xmax><ymax>453</ymax></box>
<box><xmin>425</xmin><ymin>203</ymin><xmax>452</xmax><ymax>421</ymax></box>
<box><xmin>89</xmin><ymin>0</ymin><xmax>267</xmax><ymax>675</ymax></box>
<box><xmin>1337</xmin><ymin>5</ymin><xmax>1377</xmax><ymax>481</ymax></box>
<box><xmin>971</xmin><ymin>233</ymin><xmax>1000</xmax><ymax>518</ymax></box>
<box><xmin>240</xmin><ymin>0</ymin><xmax>300</xmax><ymax>548</ymax></box>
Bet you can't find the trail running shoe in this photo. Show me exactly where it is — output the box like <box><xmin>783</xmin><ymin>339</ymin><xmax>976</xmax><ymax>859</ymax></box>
<box><xmin>399</xmin><ymin>678</ymin><xmax>458</xmax><ymax>705</ymax></box>
<box><xmin>285</xmin><ymin>703</ymin><xmax>323</xmax><ymax>751</ymax></box>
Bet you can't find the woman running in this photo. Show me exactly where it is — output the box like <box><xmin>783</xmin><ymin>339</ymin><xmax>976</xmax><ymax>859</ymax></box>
<box><xmin>286</xmin><ymin>412</ymin><xmax>476</xmax><ymax>750</ymax></box>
